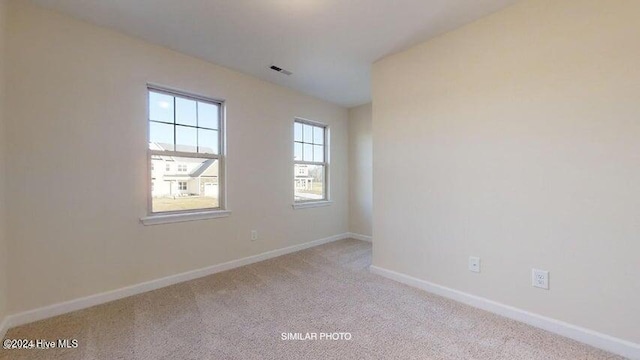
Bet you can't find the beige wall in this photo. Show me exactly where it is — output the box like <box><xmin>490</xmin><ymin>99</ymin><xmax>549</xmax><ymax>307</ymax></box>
<box><xmin>0</xmin><ymin>0</ymin><xmax>8</xmax><ymax>325</ymax></box>
<box><xmin>5</xmin><ymin>1</ymin><xmax>348</xmax><ymax>314</ymax></box>
<box><xmin>373</xmin><ymin>0</ymin><xmax>640</xmax><ymax>344</ymax></box>
<box><xmin>348</xmin><ymin>103</ymin><xmax>372</xmax><ymax>237</ymax></box>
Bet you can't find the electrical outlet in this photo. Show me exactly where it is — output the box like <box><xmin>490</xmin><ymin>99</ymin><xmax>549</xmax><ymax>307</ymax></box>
<box><xmin>250</xmin><ymin>230</ymin><xmax>258</xmax><ymax>241</ymax></box>
<box><xmin>468</xmin><ymin>256</ymin><xmax>480</xmax><ymax>273</ymax></box>
<box><xmin>532</xmin><ymin>268</ymin><xmax>549</xmax><ymax>289</ymax></box>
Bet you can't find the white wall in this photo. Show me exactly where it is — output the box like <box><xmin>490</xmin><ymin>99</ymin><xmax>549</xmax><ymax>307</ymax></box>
<box><xmin>348</xmin><ymin>103</ymin><xmax>372</xmax><ymax>237</ymax></box>
<box><xmin>373</xmin><ymin>0</ymin><xmax>640</xmax><ymax>344</ymax></box>
<box><xmin>5</xmin><ymin>1</ymin><xmax>348</xmax><ymax>314</ymax></box>
<box><xmin>0</xmin><ymin>0</ymin><xmax>8</xmax><ymax>327</ymax></box>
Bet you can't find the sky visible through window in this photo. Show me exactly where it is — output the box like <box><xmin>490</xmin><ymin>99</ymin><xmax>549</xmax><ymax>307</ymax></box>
<box><xmin>149</xmin><ymin>91</ymin><xmax>220</xmax><ymax>154</ymax></box>
<box><xmin>294</xmin><ymin>121</ymin><xmax>324</xmax><ymax>162</ymax></box>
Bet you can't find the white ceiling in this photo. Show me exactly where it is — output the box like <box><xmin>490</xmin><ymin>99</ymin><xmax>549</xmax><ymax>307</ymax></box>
<box><xmin>30</xmin><ymin>0</ymin><xmax>520</xmax><ymax>108</ymax></box>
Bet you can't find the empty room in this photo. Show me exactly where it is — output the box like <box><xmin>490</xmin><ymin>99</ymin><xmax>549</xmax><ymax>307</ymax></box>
<box><xmin>0</xmin><ymin>0</ymin><xmax>638</xmax><ymax>359</ymax></box>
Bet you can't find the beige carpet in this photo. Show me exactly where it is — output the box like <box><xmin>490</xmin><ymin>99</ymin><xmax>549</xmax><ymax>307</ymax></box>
<box><xmin>0</xmin><ymin>239</ymin><xmax>623</xmax><ymax>360</ymax></box>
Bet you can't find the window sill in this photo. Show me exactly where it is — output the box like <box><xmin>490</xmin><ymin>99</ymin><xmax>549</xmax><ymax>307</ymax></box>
<box><xmin>292</xmin><ymin>201</ymin><xmax>333</xmax><ymax>209</ymax></box>
<box><xmin>141</xmin><ymin>210</ymin><xmax>231</xmax><ymax>226</ymax></box>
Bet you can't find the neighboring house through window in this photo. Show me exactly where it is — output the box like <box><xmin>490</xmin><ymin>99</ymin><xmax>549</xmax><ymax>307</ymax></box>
<box><xmin>293</xmin><ymin>118</ymin><xmax>328</xmax><ymax>203</ymax></box>
<box><xmin>148</xmin><ymin>85</ymin><xmax>224</xmax><ymax>214</ymax></box>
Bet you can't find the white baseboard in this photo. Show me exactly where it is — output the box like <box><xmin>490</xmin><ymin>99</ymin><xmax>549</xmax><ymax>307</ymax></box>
<box><xmin>0</xmin><ymin>316</ymin><xmax>8</xmax><ymax>340</ymax></box>
<box><xmin>3</xmin><ymin>233</ymin><xmax>350</xmax><ymax>332</ymax></box>
<box><xmin>369</xmin><ymin>266</ymin><xmax>639</xmax><ymax>360</ymax></box>
<box><xmin>347</xmin><ymin>232</ymin><xmax>372</xmax><ymax>242</ymax></box>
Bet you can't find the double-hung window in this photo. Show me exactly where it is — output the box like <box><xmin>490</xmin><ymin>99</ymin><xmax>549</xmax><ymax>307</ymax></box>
<box><xmin>294</xmin><ymin>119</ymin><xmax>328</xmax><ymax>203</ymax></box>
<box><xmin>147</xmin><ymin>85</ymin><xmax>224</xmax><ymax>214</ymax></box>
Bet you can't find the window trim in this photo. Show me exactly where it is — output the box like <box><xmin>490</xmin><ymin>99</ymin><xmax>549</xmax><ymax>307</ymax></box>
<box><xmin>293</xmin><ymin>117</ymin><xmax>330</xmax><ymax>205</ymax></box>
<box><xmin>141</xmin><ymin>210</ymin><xmax>231</xmax><ymax>226</ymax></box>
<box><xmin>145</xmin><ymin>84</ymin><xmax>227</xmax><ymax>218</ymax></box>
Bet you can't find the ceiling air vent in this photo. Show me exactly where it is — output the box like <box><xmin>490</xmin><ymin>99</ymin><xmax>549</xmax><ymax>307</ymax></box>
<box><xmin>269</xmin><ymin>65</ymin><xmax>292</xmax><ymax>76</ymax></box>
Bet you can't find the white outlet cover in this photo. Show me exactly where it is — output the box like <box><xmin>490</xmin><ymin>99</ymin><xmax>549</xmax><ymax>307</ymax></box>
<box><xmin>468</xmin><ymin>256</ymin><xmax>480</xmax><ymax>273</ymax></box>
<box><xmin>250</xmin><ymin>230</ymin><xmax>258</xmax><ymax>241</ymax></box>
<box><xmin>532</xmin><ymin>268</ymin><xmax>549</xmax><ymax>289</ymax></box>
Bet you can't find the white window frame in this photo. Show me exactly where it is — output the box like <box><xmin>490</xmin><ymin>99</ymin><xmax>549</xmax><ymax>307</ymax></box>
<box><xmin>142</xmin><ymin>84</ymin><xmax>230</xmax><ymax>225</ymax></box>
<box><xmin>293</xmin><ymin>118</ymin><xmax>331</xmax><ymax>209</ymax></box>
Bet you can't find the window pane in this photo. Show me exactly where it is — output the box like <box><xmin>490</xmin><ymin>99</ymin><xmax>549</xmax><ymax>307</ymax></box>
<box><xmin>313</xmin><ymin>126</ymin><xmax>324</xmax><ymax>145</ymax></box>
<box><xmin>303</xmin><ymin>143</ymin><xmax>313</xmax><ymax>162</ymax></box>
<box><xmin>198</xmin><ymin>129</ymin><xmax>219</xmax><ymax>154</ymax></box>
<box><xmin>149</xmin><ymin>122</ymin><xmax>174</xmax><ymax>150</ymax></box>
<box><xmin>294</xmin><ymin>122</ymin><xmax>303</xmax><ymax>142</ymax></box>
<box><xmin>149</xmin><ymin>92</ymin><xmax>174</xmax><ymax>123</ymax></box>
<box><xmin>313</xmin><ymin>145</ymin><xmax>324</xmax><ymax>162</ymax></box>
<box><xmin>176</xmin><ymin>125</ymin><xmax>197</xmax><ymax>152</ymax></box>
<box><xmin>176</xmin><ymin>97</ymin><xmax>197</xmax><ymax>126</ymax></box>
<box><xmin>294</xmin><ymin>142</ymin><xmax>302</xmax><ymax>161</ymax></box>
<box><xmin>198</xmin><ymin>102</ymin><xmax>219</xmax><ymax>129</ymax></box>
<box><xmin>294</xmin><ymin>164</ymin><xmax>325</xmax><ymax>201</ymax></box>
<box><xmin>152</xmin><ymin>156</ymin><xmax>219</xmax><ymax>212</ymax></box>
<box><xmin>303</xmin><ymin>124</ymin><xmax>313</xmax><ymax>143</ymax></box>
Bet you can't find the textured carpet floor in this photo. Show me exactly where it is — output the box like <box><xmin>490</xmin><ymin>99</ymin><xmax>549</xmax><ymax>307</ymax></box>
<box><xmin>1</xmin><ymin>239</ymin><xmax>623</xmax><ymax>359</ymax></box>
